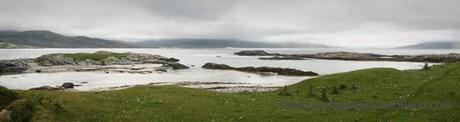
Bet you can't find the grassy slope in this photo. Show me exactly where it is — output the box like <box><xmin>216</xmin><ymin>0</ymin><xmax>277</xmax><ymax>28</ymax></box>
<box><xmin>18</xmin><ymin>63</ymin><xmax>460</xmax><ymax>121</ymax></box>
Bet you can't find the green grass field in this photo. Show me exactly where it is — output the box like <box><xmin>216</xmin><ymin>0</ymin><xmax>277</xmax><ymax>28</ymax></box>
<box><xmin>2</xmin><ymin>62</ymin><xmax>460</xmax><ymax>121</ymax></box>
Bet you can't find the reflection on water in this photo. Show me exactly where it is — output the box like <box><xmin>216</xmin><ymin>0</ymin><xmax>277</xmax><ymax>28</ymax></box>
<box><xmin>1</xmin><ymin>48</ymin><xmax>455</xmax><ymax>90</ymax></box>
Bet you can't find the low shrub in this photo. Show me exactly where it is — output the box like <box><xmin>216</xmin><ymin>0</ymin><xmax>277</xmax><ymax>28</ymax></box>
<box><xmin>6</xmin><ymin>99</ymin><xmax>34</xmax><ymax>122</ymax></box>
<box><xmin>331</xmin><ymin>86</ymin><xmax>340</xmax><ymax>95</ymax></box>
<box><xmin>338</xmin><ymin>84</ymin><xmax>348</xmax><ymax>90</ymax></box>
<box><xmin>308</xmin><ymin>85</ymin><xmax>317</xmax><ymax>97</ymax></box>
<box><xmin>278</xmin><ymin>86</ymin><xmax>291</xmax><ymax>96</ymax></box>
<box><xmin>0</xmin><ymin>86</ymin><xmax>20</xmax><ymax>109</ymax></box>
<box><xmin>422</xmin><ymin>63</ymin><xmax>430</xmax><ymax>70</ymax></box>
<box><xmin>319</xmin><ymin>88</ymin><xmax>331</xmax><ymax>102</ymax></box>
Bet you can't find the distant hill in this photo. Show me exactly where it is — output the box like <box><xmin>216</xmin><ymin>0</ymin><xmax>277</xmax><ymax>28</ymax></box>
<box><xmin>0</xmin><ymin>30</ymin><xmax>331</xmax><ymax>48</ymax></box>
<box><xmin>0</xmin><ymin>30</ymin><xmax>137</xmax><ymax>48</ymax></box>
<box><xmin>0</xmin><ymin>42</ymin><xmax>37</xmax><ymax>48</ymax></box>
<box><xmin>398</xmin><ymin>41</ymin><xmax>460</xmax><ymax>49</ymax></box>
<box><xmin>136</xmin><ymin>39</ymin><xmax>331</xmax><ymax>48</ymax></box>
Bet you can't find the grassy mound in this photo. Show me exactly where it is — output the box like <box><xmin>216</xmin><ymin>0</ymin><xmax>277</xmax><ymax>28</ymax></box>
<box><xmin>62</xmin><ymin>51</ymin><xmax>128</xmax><ymax>61</ymax></box>
<box><xmin>0</xmin><ymin>86</ymin><xmax>20</xmax><ymax>109</ymax></box>
<box><xmin>18</xmin><ymin>63</ymin><xmax>460</xmax><ymax>121</ymax></box>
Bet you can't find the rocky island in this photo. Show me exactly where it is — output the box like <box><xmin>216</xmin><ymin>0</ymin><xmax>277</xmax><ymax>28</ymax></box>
<box><xmin>202</xmin><ymin>63</ymin><xmax>318</xmax><ymax>76</ymax></box>
<box><xmin>235</xmin><ymin>50</ymin><xmax>460</xmax><ymax>63</ymax></box>
<box><xmin>0</xmin><ymin>51</ymin><xmax>189</xmax><ymax>75</ymax></box>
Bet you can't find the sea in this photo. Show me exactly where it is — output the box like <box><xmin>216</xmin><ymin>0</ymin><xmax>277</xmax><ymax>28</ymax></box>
<box><xmin>0</xmin><ymin>48</ymin><xmax>458</xmax><ymax>91</ymax></box>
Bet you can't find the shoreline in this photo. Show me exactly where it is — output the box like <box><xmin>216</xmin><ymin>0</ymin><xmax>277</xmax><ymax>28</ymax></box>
<box><xmin>27</xmin><ymin>81</ymin><xmax>289</xmax><ymax>93</ymax></box>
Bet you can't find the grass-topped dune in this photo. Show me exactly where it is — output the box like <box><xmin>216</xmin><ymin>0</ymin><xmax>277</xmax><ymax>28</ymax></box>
<box><xmin>1</xmin><ymin>63</ymin><xmax>459</xmax><ymax>121</ymax></box>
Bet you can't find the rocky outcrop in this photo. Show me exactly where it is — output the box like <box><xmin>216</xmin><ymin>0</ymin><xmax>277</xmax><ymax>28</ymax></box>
<box><xmin>235</xmin><ymin>50</ymin><xmax>460</xmax><ymax>63</ymax></box>
<box><xmin>0</xmin><ymin>60</ymin><xmax>31</xmax><ymax>75</ymax></box>
<box><xmin>30</xmin><ymin>82</ymin><xmax>79</xmax><ymax>90</ymax></box>
<box><xmin>234</xmin><ymin>50</ymin><xmax>273</xmax><ymax>56</ymax></box>
<box><xmin>202</xmin><ymin>63</ymin><xmax>318</xmax><ymax>76</ymax></box>
<box><xmin>164</xmin><ymin>63</ymin><xmax>189</xmax><ymax>70</ymax></box>
<box><xmin>35</xmin><ymin>54</ymin><xmax>75</xmax><ymax>66</ymax></box>
<box><xmin>202</xmin><ymin>63</ymin><xmax>233</xmax><ymax>69</ymax></box>
<box><xmin>34</xmin><ymin>51</ymin><xmax>181</xmax><ymax>66</ymax></box>
<box><xmin>0</xmin><ymin>51</ymin><xmax>189</xmax><ymax>75</ymax></box>
<box><xmin>259</xmin><ymin>56</ymin><xmax>306</xmax><ymax>60</ymax></box>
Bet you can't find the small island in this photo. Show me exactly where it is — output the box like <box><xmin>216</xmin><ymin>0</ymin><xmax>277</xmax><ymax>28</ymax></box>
<box><xmin>235</xmin><ymin>50</ymin><xmax>460</xmax><ymax>63</ymax></box>
<box><xmin>0</xmin><ymin>51</ymin><xmax>189</xmax><ymax>75</ymax></box>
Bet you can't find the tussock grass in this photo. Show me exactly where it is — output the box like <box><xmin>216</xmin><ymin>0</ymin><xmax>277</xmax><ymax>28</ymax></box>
<box><xmin>62</xmin><ymin>52</ymin><xmax>128</xmax><ymax>61</ymax></box>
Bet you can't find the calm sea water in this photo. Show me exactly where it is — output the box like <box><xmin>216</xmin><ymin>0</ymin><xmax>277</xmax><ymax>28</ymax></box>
<box><xmin>0</xmin><ymin>48</ymin><xmax>458</xmax><ymax>90</ymax></box>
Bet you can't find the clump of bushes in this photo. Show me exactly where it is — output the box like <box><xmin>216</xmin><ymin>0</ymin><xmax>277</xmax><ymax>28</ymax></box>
<box><xmin>308</xmin><ymin>83</ymin><xmax>359</xmax><ymax>102</ymax></box>
<box><xmin>339</xmin><ymin>84</ymin><xmax>348</xmax><ymax>90</ymax></box>
<box><xmin>422</xmin><ymin>63</ymin><xmax>430</xmax><ymax>70</ymax></box>
<box><xmin>350</xmin><ymin>84</ymin><xmax>358</xmax><ymax>91</ymax></box>
<box><xmin>278</xmin><ymin>86</ymin><xmax>291</xmax><ymax>96</ymax></box>
<box><xmin>319</xmin><ymin>88</ymin><xmax>331</xmax><ymax>102</ymax></box>
<box><xmin>331</xmin><ymin>86</ymin><xmax>340</xmax><ymax>95</ymax></box>
<box><xmin>448</xmin><ymin>92</ymin><xmax>455</xmax><ymax>98</ymax></box>
<box><xmin>308</xmin><ymin>85</ymin><xmax>317</xmax><ymax>97</ymax></box>
<box><xmin>6</xmin><ymin>99</ymin><xmax>34</xmax><ymax>122</ymax></box>
<box><xmin>0</xmin><ymin>86</ymin><xmax>20</xmax><ymax>109</ymax></box>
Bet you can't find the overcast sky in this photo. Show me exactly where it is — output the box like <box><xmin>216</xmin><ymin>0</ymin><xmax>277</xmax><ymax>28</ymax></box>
<box><xmin>1</xmin><ymin>0</ymin><xmax>459</xmax><ymax>48</ymax></box>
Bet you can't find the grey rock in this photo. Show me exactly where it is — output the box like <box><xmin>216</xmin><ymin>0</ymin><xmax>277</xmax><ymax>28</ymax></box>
<box><xmin>202</xmin><ymin>63</ymin><xmax>234</xmax><ymax>69</ymax></box>
<box><xmin>35</xmin><ymin>54</ymin><xmax>75</xmax><ymax>66</ymax></box>
<box><xmin>0</xmin><ymin>60</ymin><xmax>30</xmax><ymax>75</ymax></box>
<box><xmin>126</xmin><ymin>53</ymin><xmax>166</xmax><ymax>62</ymax></box>
<box><xmin>234</xmin><ymin>50</ymin><xmax>271</xmax><ymax>56</ymax></box>
<box><xmin>61</xmin><ymin>82</ymin><xmax>75</xmax><ymax>89</ymax></box>
<box><xmin>165</xmin><ymin>63</ymin><xmax>189</xmax><ymax>70</ymax></box>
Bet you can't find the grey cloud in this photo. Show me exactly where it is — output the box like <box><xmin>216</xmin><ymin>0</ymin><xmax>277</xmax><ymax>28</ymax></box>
<box><xmin>138</xmin><ymin>0</ymin><xmax>242</xmax><ymax>21</ymax></box>
<box><xmin>0</xmin><ymin>0</ymin><xmax>459</xmax><ymax>48</ymax></box>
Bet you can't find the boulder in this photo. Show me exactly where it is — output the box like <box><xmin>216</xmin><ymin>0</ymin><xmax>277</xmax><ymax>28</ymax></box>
<box><xmin>234</xmin><ymin>50</ymin><xmax>271</xmax><ymax>56</ymax></box>
<box><xmin>61</xmin><ymin>82</ymin><xmax>75</xmax><ymax>89</ymax></box>
<box><xmin>202</xmin><ymin>63</ymin><xmax>234</xmax><ymax>69</ymax></box>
